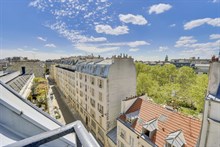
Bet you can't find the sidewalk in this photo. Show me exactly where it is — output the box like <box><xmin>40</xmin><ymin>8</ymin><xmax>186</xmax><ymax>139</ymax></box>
<box><xmin>46</xmin><ymin>76</ymin><xmax>66</xmax><ymax>124</ymax></box>
<box><xmin>54</xmin><ymin>85</ymin><xmax>88</xmax><ymax>128</ymax></box>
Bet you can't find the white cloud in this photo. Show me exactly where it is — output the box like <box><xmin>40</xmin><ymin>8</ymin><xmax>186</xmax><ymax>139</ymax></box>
<box><xmin>210</xmin><ymin>34</ymin><xmax>220</xmax><ymax>40</ymax></box>
<box><xmin>95</xmin><ymin>24</ymin><xmax>129</xmax><ymax>35</ymax></box>
<box><xmin>212</xmin><ymin>0</ymin><xmax>220</xmax><ymax>3</ymax></box>
<box><xmin>127</xmin><ymin>41</ymin><xmax>149</xmax><ymax>47</ymax></box>
<box><xmin>17</xmin><ymin>48</ymin><xmax>24</xmax><ymax>51</ymax></box>
<box><xmin>75</xmin><ymin>44</ymin><xmax>119</xmax><ymax>53</ymax></box>
<box><xmin>129</xmin><ymin>48</ymin><xmax>139</xmax><ymax>52</ymax></box>
<box><xmin>149</xmin><ymin>3</ymin><xmax>172</xmax><ymax>14</ymax></box>
<box><xmin>83</xmin><ymin>36</ymin><xmax>107</xmax><ymax>42</ymax></box>
<box><xmin>29</xmin><ymin>0</ymin><xmax>112</xmax><ymax>27</ymax></box>
<box><xmin>184</xmin><ymin>18</ymin><xmax>220</xmax><ymax>30</ymax></box>
<box><xmin>158</xmin><ymin>46</ymin><xmax>168</xmax><ymax>52</ymax></box>
<box><xmin>119</xmin><ymin>14</ymin><xmax>148</xmax><ymax>25</ymax></box>
<box><xmin>37</xmin><ymin>36</ymin><xmax>47</xmax><ymax>42</ymax></box>
<box><xmin>103</xmin><ymin>41</ymin><xmax>150</xmax><ymax>47</ymax></box>
<box><xmin>45</xmin><ymin>43</ymin><xmax>56</xmax><ymax>48</ymax></box>
<box><xmin>175</xmin><ymin>36</ymin><xmax>197</xmax><ymax>47</ymax></box>
<box><xmin>32</xmin><ymin>48</ymin><xmax>39</xmax><ymax>51</ymax></box>
<box><xmin>170</xmin><ymin>24</ymin><xmax>176</xmax><ymax>27</ymax></box>
<box><xmin>47</xmin><ymin>21</ymin><xmax>107</xmax><ymax>43</ymax></box>
<box><xmin>175</xmin><ymin>36</ymin><xmax>220</xmax><ymax>57</ymax></box>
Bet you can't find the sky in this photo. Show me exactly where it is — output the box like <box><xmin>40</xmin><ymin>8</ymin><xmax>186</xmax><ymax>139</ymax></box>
<box><xmin>0</xmin><ymin>0</ymin><xmax>220</xmax><ymax>61</ymax></box>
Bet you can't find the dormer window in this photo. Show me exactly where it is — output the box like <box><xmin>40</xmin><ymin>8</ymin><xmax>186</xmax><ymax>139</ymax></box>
<box><xmin>165</xmin><ymin>130</ymin><xmax>186</xmax><ymax>147</ymax></box>
<box><xmin>125</xmin><ymin>110</ymin><xmax>139</xmax><ymax>124</ymax></box>
<box><xmin>142</xmin><ymin>118</ymin><xmax>158</xmax><ymax>139</ymax></box>
<box><xmin>145</xmin><ymin>130</ymin><xmax>150</xmax><ymax>137</ymax></box>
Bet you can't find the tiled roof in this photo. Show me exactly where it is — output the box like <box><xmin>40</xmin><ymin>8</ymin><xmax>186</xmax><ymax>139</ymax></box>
<box><xmin>119</xmin><ymin>98</ymin><xmax>201</xmax><ymax>147</ymax></box>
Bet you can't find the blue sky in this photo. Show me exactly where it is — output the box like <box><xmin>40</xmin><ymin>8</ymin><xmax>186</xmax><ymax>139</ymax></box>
<box><xmin>0</xmin><ymin>0</ymin><xmax>220</xmax><ymax>61</ymax></box>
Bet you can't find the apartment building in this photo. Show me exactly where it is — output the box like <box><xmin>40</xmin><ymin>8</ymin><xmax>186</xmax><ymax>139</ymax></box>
<box><xmin>51</xmin><ymin>55</ymin><xmax>136</xmax><ymax>146</ymax></box>
<box><xmin>199</xmin><ymin>62</ymin><xmax>220</xmax><ymax>147</ymax></box>
<box><xmin>114</xmin><ymin>97</ymin><xmax>201</xmax><ymax>147</ymax></box>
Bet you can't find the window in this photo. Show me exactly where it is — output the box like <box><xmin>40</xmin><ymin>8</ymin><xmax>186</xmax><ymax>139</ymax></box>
<box><xmin>91</xmin><ymin>119</ymin><xmax>96</xmax><ymax>129</ymax></box>
<box><xmin>85</xmin><ymin>85</ymin><xmax>87</xmax><ymax>92</ymax></box>
<box><xmin>98</xmin><ymin>103</ymin><xmax>103</xmax><ymax>114</ymax></box>
<box><xmin>145</xmin><ymin>130</ymin><xmax>150</xmax><ymax>137</ymax></box>
<box><xmin>91</xmin><ymin>88</ymin><xmax>94</xmax><ymax>96</ymax></box>
<box><xmin>80</xmin><ymin>91</ymin><xmax>83</xmax><ymax>97</ymax></box>
<box><xmin>79</xmin><ymin>74</ymin><xmax>82</xmax><ymax>80</ymax></box>
<box><xmin>120</xmin><ymin>129</ymin><xmax>126</xmax><ymax>139</ymax></box>
<box><xmin>100</xmin><ymin>67</ymin><xmax>105</xmax><ymax>75</ymax></box>
<box><xmin>90</xmin><ymin>108</ymin><xmax>95</xmax><ymax>118</ymax></box>
<box><xmin>85</xmin><ymin>75</ymin><xmax>87</xmax><ymax>82</ymax></box>
<box><xmin>99</xmin><ymin>92</ymin><xmax>103</xmax><ymax>101</ymax></box>
<box><xmin>90</xmin><ymin>98</ymin><xmax>95</xmax><ymax>108</ymax></box>
<box><xmin>90</xmin><ymin>77</ymin><xmax>95</xmax><ymax>85</ymax></box>
<box><xmin>129</xmin><ymin>136</ymin><xmax>134</xmax><ymax>147</ymax></box>
<box><xmin>85</xmin><ymin>95</ymin><xmax>87</xmax><ymax>101</ymax></box>
<box><xmin>85</xmin><ymin>104</ymin><xmax>87</xmax><ymax>111</ymax></box>
<box><xmin>98</xmin><ymin>79</ymin><xmax>103</xmax><ymax>88</ymax></box>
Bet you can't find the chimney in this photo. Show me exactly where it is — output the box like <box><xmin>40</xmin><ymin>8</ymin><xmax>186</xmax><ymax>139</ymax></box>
<box><xmin>121</xmin><ymin>97</ymin><xmax>138</xmax><ymax>113</ymax></box>
<box><xmin>21</xmin><ymin>66</ymin><xmax>26</xmax><ymax>75</ymax></box>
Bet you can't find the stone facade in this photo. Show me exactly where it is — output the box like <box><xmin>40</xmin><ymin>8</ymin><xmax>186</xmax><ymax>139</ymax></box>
<box><xmin>50</xmin><ymin>56</ymin><xmax>136</xmax><ymax>146</ymax></box>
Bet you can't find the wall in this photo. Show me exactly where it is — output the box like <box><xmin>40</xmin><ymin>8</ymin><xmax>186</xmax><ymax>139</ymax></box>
<box><xmin>19</xmin><ymin>74</ymin><xmax>35</xmax><ymax>98</ymax></box>
<box><xmin>108</xmin><ymin>58</ymin><xmax>136</xmax><ymax>131</ymax></box>
<box><xmin>117</xmin><ymin>120</ymin><xmax>152</xmax><ymax>147</ymax></box>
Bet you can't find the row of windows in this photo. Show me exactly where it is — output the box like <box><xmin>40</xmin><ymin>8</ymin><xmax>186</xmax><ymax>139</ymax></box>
<box><xmin>77</xmin><ymin>73</ymin><xmax>104</xmax><ymax>89</ymax></box>
<box><xmin>118</xmin><ymin>127</ymin><xmax>134</xmax><ymax>147</ymax></box>
<box><xmin>76</xmin><ymin>87</ymin><xmax>103</xmax><ymax>102</ymax></box>
<box><xmin>90</xmin><ymin>98</ymin><xmax>104</xmax><ymax>114</ymax></box>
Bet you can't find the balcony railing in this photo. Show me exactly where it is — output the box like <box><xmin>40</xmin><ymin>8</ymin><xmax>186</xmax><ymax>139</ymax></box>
<box><xmin>5</xmin><ymin>121</ymin><xmax>100</xmax><ymax>147</ymax></box>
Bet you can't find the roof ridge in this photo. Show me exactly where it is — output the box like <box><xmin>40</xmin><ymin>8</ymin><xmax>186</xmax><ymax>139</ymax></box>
<box><xmin>125</xmin><ymin>98</ymin><xmax>143</xmax><ymax>114</ymax></box>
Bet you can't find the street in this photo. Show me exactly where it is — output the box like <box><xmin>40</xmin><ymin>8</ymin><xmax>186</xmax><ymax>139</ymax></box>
<box><xmin>46</xmin><ymin>76</ymin><xmax>76</xmax><ymax>124</ymax></box>
<box><xmin>51</xmin><ymin>86</ymin><xmax>76</xmax><ymax>124</ymax></box>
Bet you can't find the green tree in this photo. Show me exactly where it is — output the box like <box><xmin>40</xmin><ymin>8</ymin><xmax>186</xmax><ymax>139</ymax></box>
<box><xmin>176</xmin><ymin>66</ymin><xmax>196</xmax><ymax>88</ymax></box>
<box><xmin>189</xmin><ymin>74</ymin><xmax>208</xmax><ymax>112</ymax></box>
<box><xmin>137</xmin><ymin>73</ymin><xmax>159</xmax><ymax>96</ymax></box>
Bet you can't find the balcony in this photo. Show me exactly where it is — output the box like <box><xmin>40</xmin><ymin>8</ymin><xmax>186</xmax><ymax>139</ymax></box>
<box><xmin>5</xmin><ymin>121</ymin><xmax>100</xmax><ymax>147</ymax></box>
<box><xmin>0</xmin><ymin>81</ymin><xmax>100</xmax><ymax>147</ymax></box>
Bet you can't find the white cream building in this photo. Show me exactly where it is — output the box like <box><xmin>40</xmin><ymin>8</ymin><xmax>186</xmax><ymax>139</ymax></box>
<box><xmin>199</xmin><ymin>62</ymin><xmax>220</xmax><ymax>147</ymax></box>
<box><xmin>50</xmin><ymin>55</ymin><xmax>136</xmax><ymax>146</ymax></box>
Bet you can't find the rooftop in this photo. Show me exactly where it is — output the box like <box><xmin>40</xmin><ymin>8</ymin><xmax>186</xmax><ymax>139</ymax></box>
<box><xmin>107</xmin><ymin>127</ymin><xmax>117</xmax><ymax>145</ymax></box>
<box><xmin>6</xmin><ymin>74</ymin><xmax>32</xmax><ymax>93</ymax></box>
<box><xmin>118</xmin><ymin>98</ymin><xmax>201</xmax><ymax>147</ymax></box>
